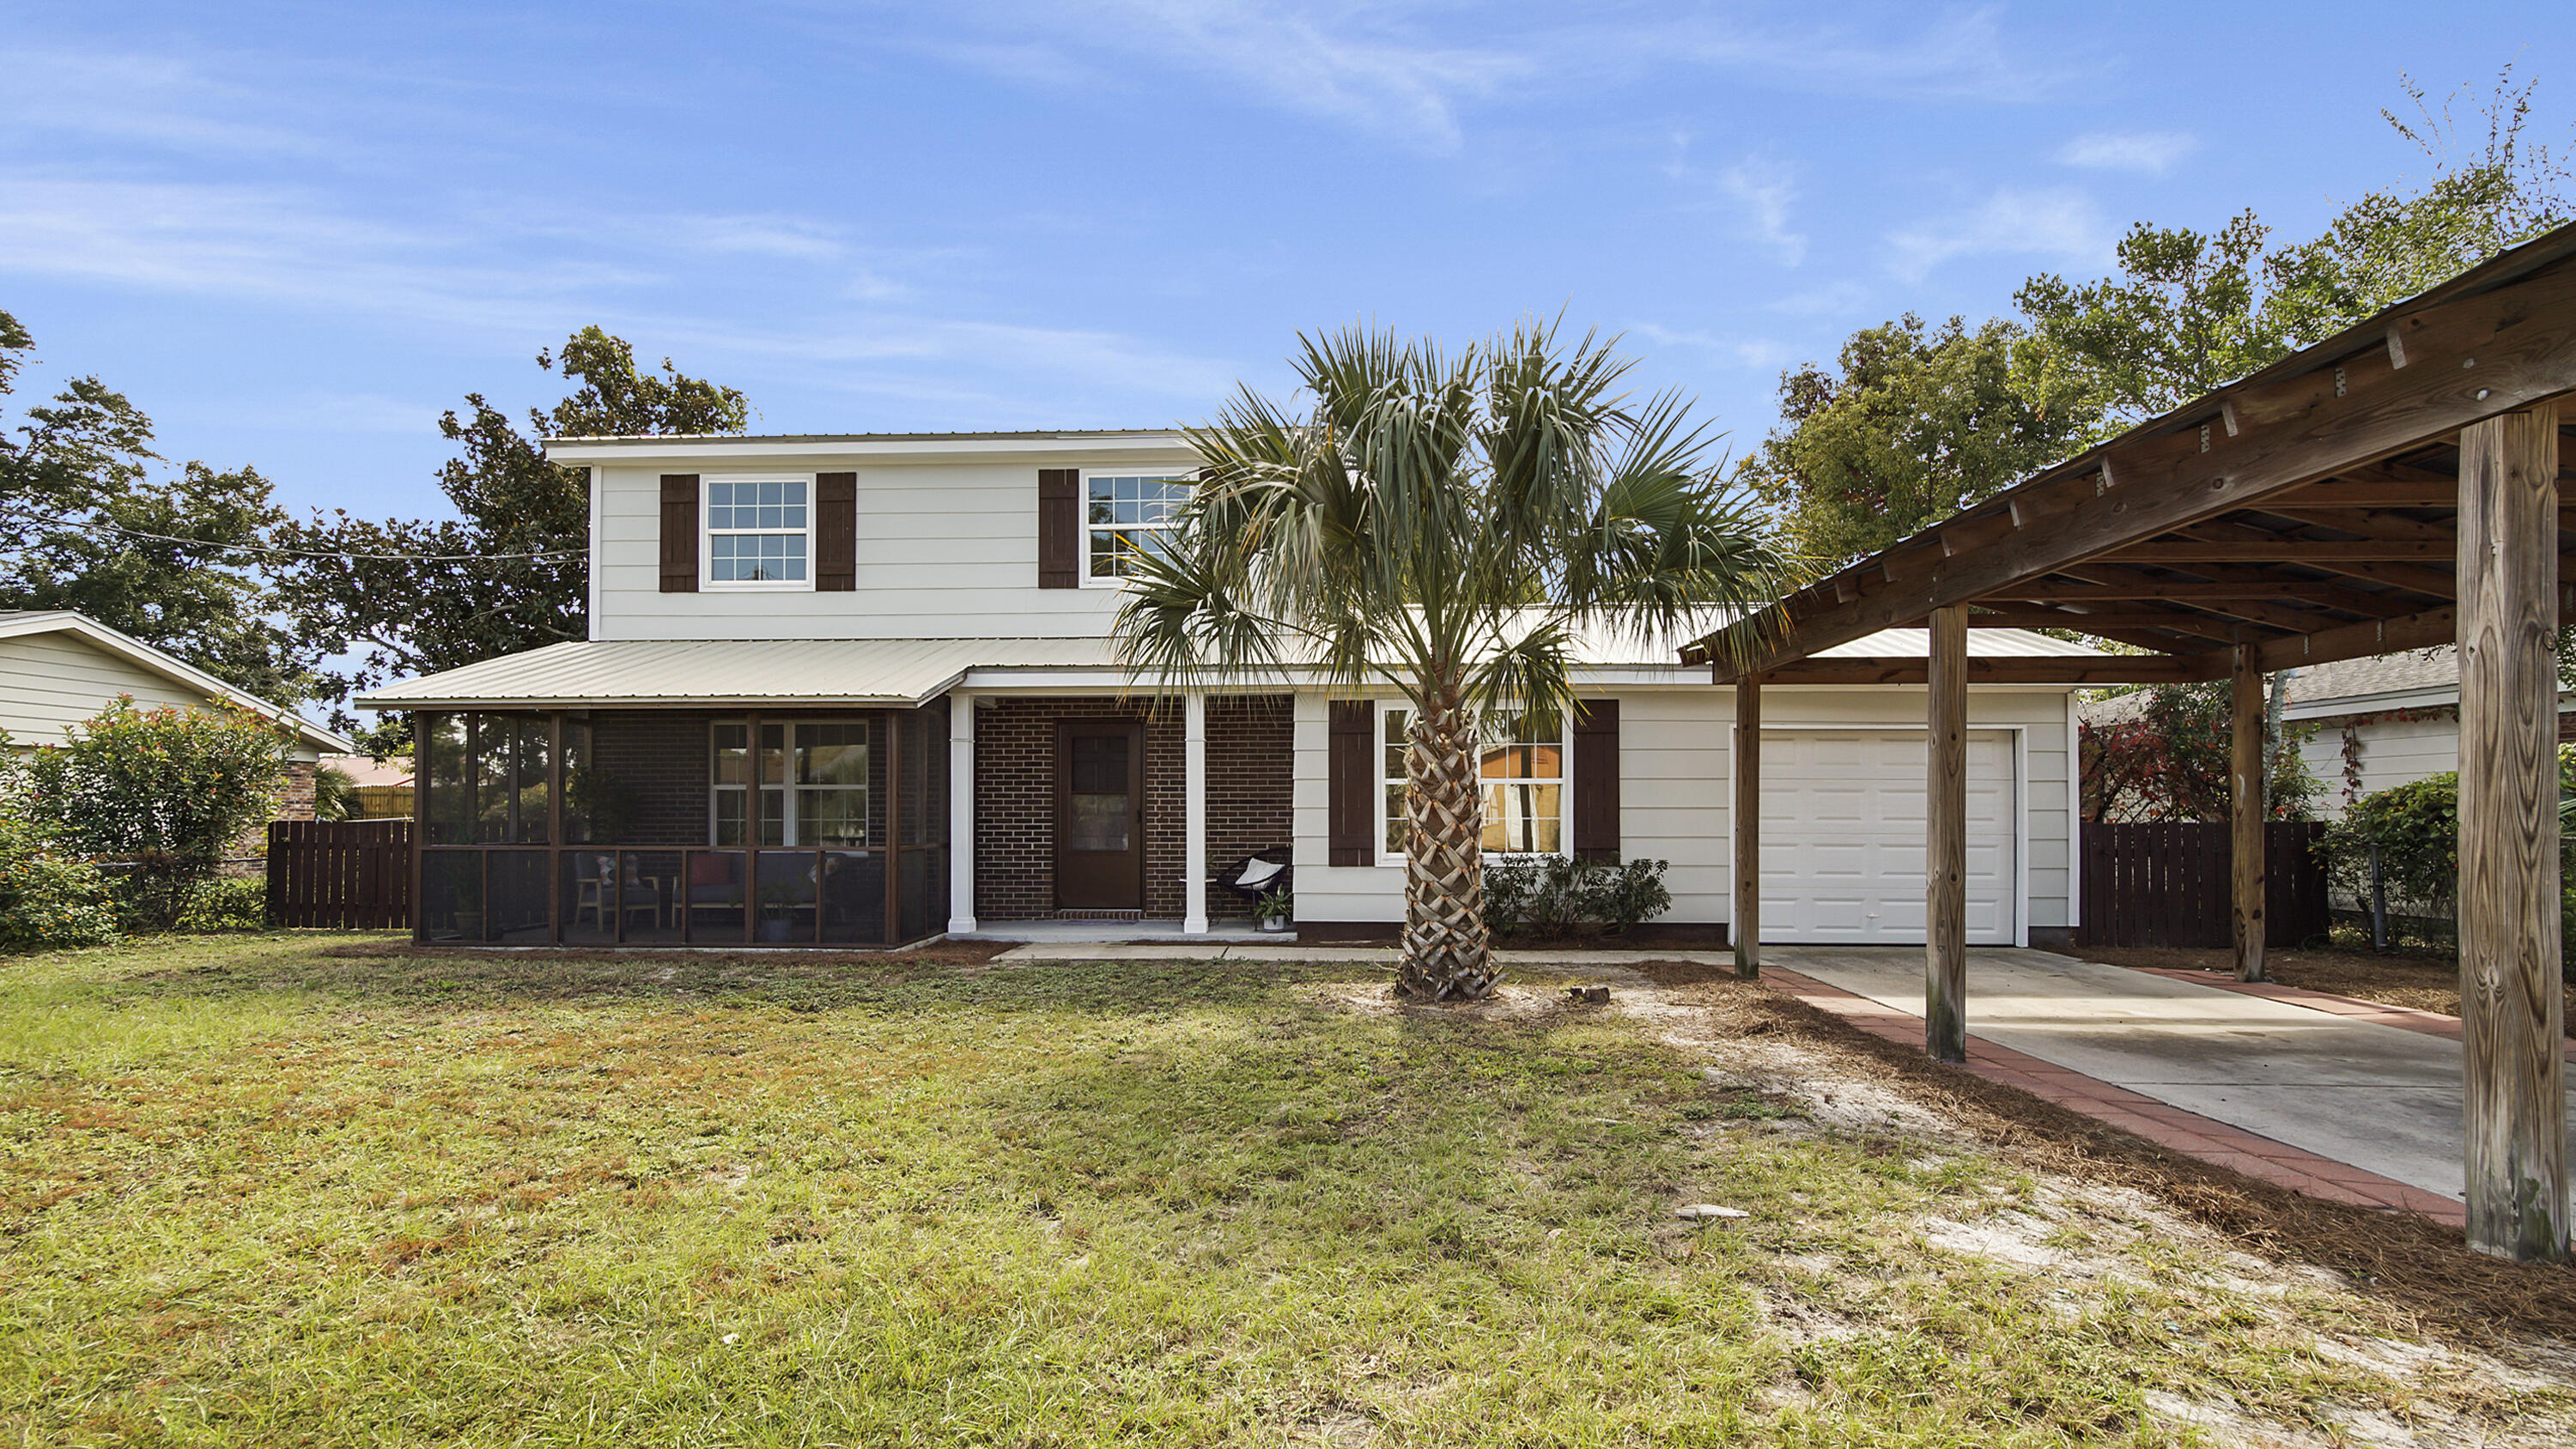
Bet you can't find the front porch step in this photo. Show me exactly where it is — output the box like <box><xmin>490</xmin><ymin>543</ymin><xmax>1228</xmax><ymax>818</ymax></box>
<box><xmin>1053</xmin><ymin>909</ymin><xmax>1145</xmax><ymax>922</ymax></box>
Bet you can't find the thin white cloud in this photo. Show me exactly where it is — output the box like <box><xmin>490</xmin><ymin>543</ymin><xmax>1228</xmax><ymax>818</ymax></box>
<box><xmin>0</xmin><ymin>172</ymin><xmax>1231</xmax><ymax>411</ymax></box>
<box><xmin>0</xmin><ymin>45</ymin><xmax>321</xmax><ymax>156</ymax></box>
<box><xmin>896</xmin><ymin>3</ymin><xmax>2068</xmax><ymax>153</ymax></box>
<box><xmin>2057</xmin><ymin>130</ymin><xmax>2196</xmax><ymax>174</ymax></box>
<box><xmin>1720</xmin><ymin>155</ymin><xmax>1805</xmax><ymax>266</ymax></box>
<box><xmin>1629</xmin><ymin>323</ymin><xmax>1789</xmax><ymax>371</ymax></box>
<box><xmin>1886</xmin><ymin>187</ymin><xmax>2111</xmax><ymax>282</ymax></box>
<box><xmin>1767</xmin><ymin>280</ymin><xmax>1871</xmax><ymax>316</ymax></box>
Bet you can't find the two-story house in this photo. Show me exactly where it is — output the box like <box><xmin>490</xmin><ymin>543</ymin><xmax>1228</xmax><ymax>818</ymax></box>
<box><xmin>359</xmin><ymin>430</ymin><xmax>2105</xmax><ymax>949</ymax></box>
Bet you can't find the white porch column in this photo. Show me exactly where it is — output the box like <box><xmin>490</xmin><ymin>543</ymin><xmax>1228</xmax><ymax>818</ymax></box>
<box><xmin>1184</xmin><ymin>691</ymin><xmax>1210</xmax><ymax>935</ymax></box>
<box><xmin>946</xmin><ymin>691</ymin><xmax>978</xmax><ymax>935</ymax></box>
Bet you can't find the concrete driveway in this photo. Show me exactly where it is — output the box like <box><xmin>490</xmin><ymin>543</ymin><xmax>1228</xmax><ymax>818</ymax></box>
<box><xmin>1767</xmin><ymin>946</ymin><xmax>2576</xmax><ymax>1204</ymax></box>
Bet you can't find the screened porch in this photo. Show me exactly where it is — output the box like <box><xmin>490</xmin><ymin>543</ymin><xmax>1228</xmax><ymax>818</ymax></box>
<box><xmin>410</xmin><ymin>701</ymin><xmax>951</xmax><ymax>947</ymax></box>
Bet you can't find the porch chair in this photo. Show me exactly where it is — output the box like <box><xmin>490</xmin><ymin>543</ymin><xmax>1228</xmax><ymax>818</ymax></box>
<box><xmin>573</xmin><ymin>853</ymin><xmax>661</xmax><ymax>931</ymax></box>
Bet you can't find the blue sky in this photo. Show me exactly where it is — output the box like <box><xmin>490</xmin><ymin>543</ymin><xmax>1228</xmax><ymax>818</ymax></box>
<box><xmin>3</xmin><ymin>3</ymin><xmax>2568</xmax><ymax>524</ymax></box>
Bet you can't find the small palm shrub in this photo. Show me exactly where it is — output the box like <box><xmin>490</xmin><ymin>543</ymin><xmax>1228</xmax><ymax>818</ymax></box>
<box><xmin>1483</xmin><ymin>857</ymin><xmax>1672</xmax><ymax>937</ymax></box>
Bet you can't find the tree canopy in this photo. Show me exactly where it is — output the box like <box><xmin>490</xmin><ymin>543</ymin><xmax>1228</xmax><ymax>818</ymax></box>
<box><xmin>0</xmin><ymin>309</ymin><xmax>311</xmax><ymax>702</ymax></box>
<box><xmin>276</xmin><ymin>328</ymin><xmax>750</xmax><ymax>733</ymax></box>
<box><xmin>1741</xmin><ymin>68</ymin><xmax>2572</xmax><ymax>577</ymax></box>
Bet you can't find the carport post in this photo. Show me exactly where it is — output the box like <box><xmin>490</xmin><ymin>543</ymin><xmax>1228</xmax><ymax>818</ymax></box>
<box><xmin>1925</xmin><ymin>604</ymin><xmax>1968</xmax><ymax>1064</ymax></box>
<box><xmin>1733</xmin><ymin>679</ymin><xmax>1760</xmax><ymax>979</ymax></box>
<box><xmin>2230</xmin><ymin>647</ymin><xmax>2267</xmax><ymax>983</ymax></box>
<box><xmin>2455</xmin><ymin>402</ymin><xmax>2567</xmax><ymax>1264</ymax></box>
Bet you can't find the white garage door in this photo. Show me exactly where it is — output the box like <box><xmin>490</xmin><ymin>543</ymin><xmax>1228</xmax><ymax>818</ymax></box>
<box><xmin>1757</xmin><ymin>729</ymin><xmax>2016</xmax><ymax>945</ymax></box>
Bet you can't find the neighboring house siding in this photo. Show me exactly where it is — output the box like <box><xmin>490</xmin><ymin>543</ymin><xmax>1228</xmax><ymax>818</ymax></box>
<box><xmin>2296</xmin><ymin>712</ymin><xmax>2462</xmax><ymax>817</ymax></box>
<box><xmin>590</xmin><ymin>457</ymin><xmax>1194</xmax><ymax>641</ymax></box>
<box><xmin>0</xmin><ymin>630</ymin><xmax>230</xmax><ymax>746</ymax></box>
<box><xmin>1291</xmin><ymin>686</ymin><xmax>2076</xmax><ymax>933</ymax></box>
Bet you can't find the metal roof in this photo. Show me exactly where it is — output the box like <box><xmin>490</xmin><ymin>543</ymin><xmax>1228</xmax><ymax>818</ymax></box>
<box><xmin>355</xmin><ymin>623</ymin><xmax>2105</xmax><ymax>711</ymax></box>
<box><xmin>355</xmin><ymin>638</ymin><xmax>1124</xmax><ymax>710</ymax></box>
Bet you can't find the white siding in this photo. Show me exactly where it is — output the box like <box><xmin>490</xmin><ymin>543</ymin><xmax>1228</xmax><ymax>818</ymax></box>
<box><xmin>2297</xmin><ymin>713</ymin><xmax>2462</xmax><ymax>817</ymax></box>
<box><xmin>0</xmin><ymin>631</ymin><xmax>235</xmax><ymax>746</ymax></box>
<box><xmin>1290</xmin><ymin>684</ymin><xmax>2077</xmax><ymax>931</ymax></box>
<box><xmin>591</xmin><ymin>454</ymin><xmax>1194</xmax><ymax>641</ymax></box>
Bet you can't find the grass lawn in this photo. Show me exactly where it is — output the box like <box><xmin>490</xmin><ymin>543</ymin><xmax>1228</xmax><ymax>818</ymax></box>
<box><xmin>3</xmin><ymin>936</ymin><xmax>2570</xmax><ymax>1446</ymax></box>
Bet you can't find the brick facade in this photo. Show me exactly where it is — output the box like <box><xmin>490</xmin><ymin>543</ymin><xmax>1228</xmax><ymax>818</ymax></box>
<box><xmin>971</xmin><ymin>693</ymin><xmax>1292</xmax><ymax>922</ymax></box>
<box><xmin>1204</xmin><ymin>695</ymin><xmax>1293</xmax><ymax>921</ymax></box>
<box><xmin>276</xmin><ymin>759</ymin><xmax>319</xmax><ymax>822</ymax></box>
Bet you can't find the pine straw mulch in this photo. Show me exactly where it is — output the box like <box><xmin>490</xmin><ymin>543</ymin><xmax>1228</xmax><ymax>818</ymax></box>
<box><xmin>1624</xmin><ymin>957</ymin><xmax>2576</xmax><ymax>1349</ymax></box>
<box><xmin>2074</xmin><ymin>942</ymin><xmax>2576</xmax><ymax>1027</ymax></box>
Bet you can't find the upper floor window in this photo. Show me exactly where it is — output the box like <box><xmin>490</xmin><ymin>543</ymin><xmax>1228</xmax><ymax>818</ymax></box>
<box><xmin>706</xmin><ymin>477</ymin><xmax>810</xmax><ymax>588</ymax></box>
<box><xmin>1084</xmin><ymin>473</ymin><xmax>1191</xmax><ymax>585</ymax></box>
<box><xmin>1380</xmin><ymin>705</ymin><xmax>1567</xmax><ymax>862</ymax></box>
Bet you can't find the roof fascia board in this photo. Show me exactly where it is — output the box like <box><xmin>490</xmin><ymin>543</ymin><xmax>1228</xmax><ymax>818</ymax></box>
<box><xmin>544</xmin><ymin>434</ymin><xmax>1194</xmax><ymax>464</ymax></box>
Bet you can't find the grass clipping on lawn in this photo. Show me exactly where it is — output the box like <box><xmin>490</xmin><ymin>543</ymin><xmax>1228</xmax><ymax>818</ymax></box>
<box><xmin>0</xmin><ymin>936</ymin><xmax>2567</xmax><ymax>1446</ymax></box>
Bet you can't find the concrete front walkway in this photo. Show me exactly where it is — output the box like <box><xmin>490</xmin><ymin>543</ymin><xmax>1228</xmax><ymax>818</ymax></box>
<box><xmin>1765</xmin><ymin>946</ymin><xmax>2576</xmax><ymax>1218</ymax></box>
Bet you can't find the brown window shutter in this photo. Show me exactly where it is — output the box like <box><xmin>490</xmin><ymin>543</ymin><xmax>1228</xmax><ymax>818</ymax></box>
<box><xmin>816</xmin><ymin>471</ymin><xmax>857</xmax><ymax>591</ymax></box>
<box><xmin>1037</xmin><ymin>468</ymin><xmax>1080</xmax><ymax>588</ymax></box>
<box><xmin>659</xmin><ymin>474</ymin><xmax>699</xmax><ymax>593</ymax></box>
<box><xmin>1327</xmin><ymin>700</ymin><xmax>1376</xmax><ymax>866</ymax></box>
<box><xmin>1573</xmin><ymin>699</ymin><xmax>1620</xmax><ymax>863</ymax></box>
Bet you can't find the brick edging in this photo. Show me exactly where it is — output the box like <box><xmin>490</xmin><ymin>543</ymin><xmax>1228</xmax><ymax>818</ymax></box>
<box><xmin>2117</xmin><ymin>965</ymin><xmax>2576</xmax><ymax>1061</ymax></box>
<box><xmin>1756</xmin><ymin>966</ymin><xmax>2468</xmax><ymax>1228</ymax></box>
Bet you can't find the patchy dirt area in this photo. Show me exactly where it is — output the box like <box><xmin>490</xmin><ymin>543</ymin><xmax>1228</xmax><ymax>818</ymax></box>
<box><xmin>1597</xmin><ymin>961</ymin><xmax>2576</xmax><ymax>1430</ymax></box>
<box><xmin>2076</xmin><ymin>942</ymin><xmax>2576</xmax><ymax>1025</ymax></box>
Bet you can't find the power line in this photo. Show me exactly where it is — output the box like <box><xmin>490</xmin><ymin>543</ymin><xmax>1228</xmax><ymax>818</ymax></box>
<box><xmin>2</xmin><ymin>509</ymin><xmax>584</xmax><ymax>563</ymax></box>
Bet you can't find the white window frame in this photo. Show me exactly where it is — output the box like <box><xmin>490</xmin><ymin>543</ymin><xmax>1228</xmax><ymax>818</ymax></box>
<box><xmin>709</xmin><ymin>720</ymin><xmax>871</xmax><ymax>847</ymax></box>
<box><xmin>1078</xmin><ymin>469</ymin><xmax>1194</xmax><ymax>589</ymax></box>
<box><xmin>1376</xmin><ymin>703</ymin><xmax>1571</xmax><ymax>866</ymax></box>
<box><xmin>702</xmin><ymin>472</ymin><xmax>815</xmax><ymax>592</ymax></box>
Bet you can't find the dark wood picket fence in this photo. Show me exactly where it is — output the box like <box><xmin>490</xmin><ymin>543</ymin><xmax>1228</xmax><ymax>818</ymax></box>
<box><xmin>267</xmin><ymin>818</ymin><xmax>411</xmax><ymax>929</ymax></box>
<box><xmin>2078</xmin><ymin>820</ymin><xmax>2330</xmax><ymax>949</ymax></box>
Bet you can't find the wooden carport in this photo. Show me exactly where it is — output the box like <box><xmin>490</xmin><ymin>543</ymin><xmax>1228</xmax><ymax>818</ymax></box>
<box><xmin>1686</xmin><ymin>222</ymin><xmax>2576</xmax><ymax>1262</ymax></box>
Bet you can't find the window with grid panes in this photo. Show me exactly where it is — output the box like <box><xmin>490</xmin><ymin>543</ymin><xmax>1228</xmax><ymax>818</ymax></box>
<box><xmin>710</xmin><ymin>721</ymin><xmax>867</xmax><ymax>846</ymax></box>
<box><xmin>1084</xmin><ymin>473</ymin><xmax>1190</xmax><ymax>582</ymax></box>
<box><xmin>1380</xmin><ymin>706</ymin><xmax>1567</xmax><ymax>860</ymax></box>
<box><xmin>705</xmin><ymin>478</ymin><xmax>810</xmax><ymax>585</ymax></box>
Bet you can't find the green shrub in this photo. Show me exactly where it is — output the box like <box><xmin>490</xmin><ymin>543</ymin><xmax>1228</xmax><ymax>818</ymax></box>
<box><xmin>175</xmin><ymin>876</ymin><xmax>270</xmax><ymax>932</ymax></box>
<box><xmin>0</xmin><ymin>813</ymin><xmax>123</xmax><ymax>951</ymax></box>
<box><xmin>21</xmin><ymin>698</ymin><xmax>290</xmax><ymax>928</ymax></box>
<box><xmin>1481</xmin><ymin>856</ymin><xmax>1673</xmax><ymax>937</ymax></box>
<box><xmin>2321</xmin><ymin>772</ymin><xmax>2459</xmax><ymax>917</ymax></box>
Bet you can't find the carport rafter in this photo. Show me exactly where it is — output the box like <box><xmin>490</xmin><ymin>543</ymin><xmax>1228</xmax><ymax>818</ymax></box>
<box><xmin>1691</xmin><ymin>223</ymin><xmax>2576</xmax><ymax>1263</ymax></box>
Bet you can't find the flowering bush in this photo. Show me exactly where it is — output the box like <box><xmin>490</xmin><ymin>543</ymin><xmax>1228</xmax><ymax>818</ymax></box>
<box><xmin>2081</xmin><ymin>682</ymin><xmax>2319</xmax><ymax>822</ymax></box>
<box><xmin>19</xmin><ymin>698</ymin><xmax>291</xmax><ymax>928</ymax></box>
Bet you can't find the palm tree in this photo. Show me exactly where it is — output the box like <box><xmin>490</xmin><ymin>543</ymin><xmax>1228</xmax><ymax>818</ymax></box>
<box><xmin>1114</xmin><ymin>322</ymin><xmax>1783</xmax><ymax>1000</ymax></box>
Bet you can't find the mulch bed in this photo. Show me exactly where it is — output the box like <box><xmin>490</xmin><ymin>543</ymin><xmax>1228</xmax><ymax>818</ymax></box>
<box><xmin>1628</xmin><ymin>959</ymin><xmax>2576</xmax><ymax>1347</ymax></box>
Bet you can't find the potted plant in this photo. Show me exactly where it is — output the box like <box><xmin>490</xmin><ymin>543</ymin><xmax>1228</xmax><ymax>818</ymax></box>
<box><xmin>1255</xmin><ymin>887</ymin><xmax>1293</xmax><ymax>934</ymax></box>
<box><xmin>758</xmin><ymin>880</ymin><xmax>802</xmax><ymax>943</ymax></box>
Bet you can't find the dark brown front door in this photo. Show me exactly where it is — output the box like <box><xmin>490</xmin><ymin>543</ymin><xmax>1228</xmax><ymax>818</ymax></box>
<box><xmin>1054</xmin><ymin>718</ymin><xmax>1145</xmax><ymax>910</ymax></box>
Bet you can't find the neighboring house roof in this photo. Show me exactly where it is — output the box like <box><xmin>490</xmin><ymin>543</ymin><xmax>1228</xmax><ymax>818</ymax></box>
<box><xmin>0</xmin><ymin>610</ymin><xmax>354</xmax><ymax>754</ymax></box>
<box><xmin>355</xmin><ymin>625</ymin><xmax>2105</xmax><ymax>712</ymax></box>
<box><xmin>319</xmin><ymin>753</ymin><xmax>412</xmax><ymax>787</ymax></box>
<box><xmin>2076</xmin><ymin>644</ymin><xmax>2572</xmax><ymax>728</ymax></box>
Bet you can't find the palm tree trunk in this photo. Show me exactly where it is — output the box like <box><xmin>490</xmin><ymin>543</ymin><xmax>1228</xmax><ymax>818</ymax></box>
<box><xmin>1397</xmin><ymin>696</ymin><xmax>1497</xmax><ymax>999</ymax></box>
